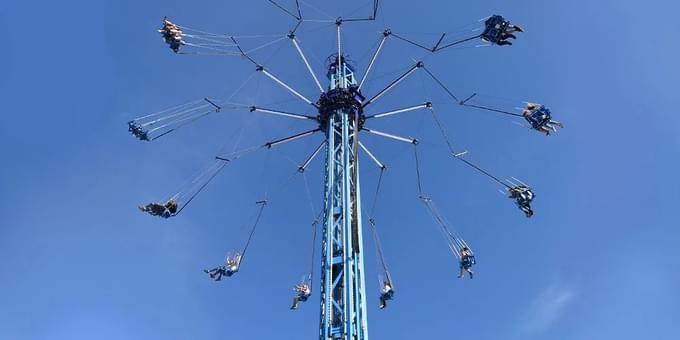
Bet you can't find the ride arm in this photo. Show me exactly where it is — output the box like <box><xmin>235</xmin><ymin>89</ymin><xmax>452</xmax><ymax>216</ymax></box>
<box><xmin>390</xmin><ymin>31</ymin><xmax>482</xmax><ymax>53</ymax></box>
<box><xmin>231</xmin><ymin>37</ymin><xmax>317</xmax><ymax>107</ymax></box>
<box><xmin>288</xmin><ymin>33</ymin><xmax>324</xmax><ymax>93</ymax></box>
<box><xmin>299</xmin><ymin>140</ymin><xmax>326</xmax><ymax>172</ymax></box>
<box><xmin>214</xmin><ymin>129</ymin><xmax>320</xmax><ymax>162</ymax></box>
<box><xmin>423</xmin><ymin>68</ymin><xmax>523</xmax><ymax>118</ymax></box>
<box><xmin>362</xmin><ymin>128</ymin><xmax>418</xmax><ymax>144</ymax></box>
<box><xmin>459</xmin><ymin>93</ymin><xmax>523</xmax><ymax>117</ymax></box>
<box><xmin>432</xmin><ymin>34</ymin><xmax>483</xmax><ymax>52</ymax></box>
<box><xmin>337</xmin><ymin>0</ymin><xmax>380</xmax><ymax>22</ymax></box>
<box><xmin>268</xmin><ymin>0</ymin><xmax>301</xmax><ymax>20</ymax></box>
<box><xmin>265</xmin><ymin>128</ymin><xmax>322</xmax><ymax>148</ymax></box>
<box><xmin>452</xmin><ymin>152</ymin><xmax>510</xmax><ymax>188</ymax></box>
<box><xmin>256</xmin><ymin>65</ymin><xmax>317</xmax><ymax>107</ymax></box>
<box><xmin>358</xmin><ymin>141</ymin><xmax>386</xmax><ymax>170</ymax></box>
<box><xmin>249</xmin><ymin>106</ymin><xmax>316</xmax><ymax>120</ymax></box>
<box><xmin>358</xmin><ymin>30</ymin><xmax>391</xmax><ymax>90</ymax></box>
<box><xmin>365</xmin><ymin>102</ymin><xmax>432</xmax><ymax>119</ymax></box>
<box><xmin>362</xmin><ymin>61</ymin><xmax>424</xmax><ymax>108</ymax></box>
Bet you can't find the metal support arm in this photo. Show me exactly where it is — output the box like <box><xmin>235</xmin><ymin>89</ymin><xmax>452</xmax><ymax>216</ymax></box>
<box><xmin>289</xmin><ymin>34</ymin><xmax>325</xmax><ymax>93</ymax></box>
<box><xmin>362</xmin><ymin>127</ymin><xmax>418</xmax><ymax>144</ymax></box>
<box><xmin>391</xmin><ymin>32</ymin><xmax>482</xmax><ymax>53</ymax></box>
<box><xmin>298</xmin><ymin>140</ymin><xmax>326</xmax><ymax>172</ymax></box>
<box><xmin>358</xmin><ymin>30</ymin><xmax>391</xmax><ymax>90</ymax></box>
<box><xmin>257</xmin><ymin>66</ymin><xmax>317</xmax><ymax>107</ymax></box>
<box><xmin>459</xmin><ymin>93</ymin><xmax>523</xmax><ymax>117</ymax></box>
<box><xmin>265</xmin><ymin>128</ymin><xmax>321</xmax><ymax>148</ymax></box>
<box><xmin>366</xmin><ymin>102</ymin><xmax>432</xmax><ymax>119</ymax></box>
<box><xmin>358</xmin><ymin>141</ymin><xmax>386</xmax><ymax>169</ymax></box>
<box><xmin>250</xmin><ymin>106</ymin><xmax>316</xmax><ymax>120</ymax></box>
<box><xmin>433</xmin><ymin>34</ymin><xmax>482</xmax><ymax>52</ymax></box>
<box><xmin>362</xmin><ymin>61</ymin><xmax>424</xmax><ymax>108</ymax></box>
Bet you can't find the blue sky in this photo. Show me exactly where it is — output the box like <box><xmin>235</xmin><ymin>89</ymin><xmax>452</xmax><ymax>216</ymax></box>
<box><xmin>1</xmin><ymin>1</ymin><xmax>679</xmax><ymax>339</ymax></box>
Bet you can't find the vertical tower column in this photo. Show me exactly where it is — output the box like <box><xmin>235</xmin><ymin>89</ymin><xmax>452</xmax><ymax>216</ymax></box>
<box><xmin>319</xmin><ymin>56</ymin><xmax>368</xmax><ymax>340</ymax></box>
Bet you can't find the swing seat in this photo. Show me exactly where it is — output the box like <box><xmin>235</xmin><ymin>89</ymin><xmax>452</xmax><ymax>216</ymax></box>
<box><xmin>528</xmin><ymin>105</ymin><xmax>552</xmax><ymax>128</ymax></box>
<box><xmin>481</xmin><ymin>15</ymin><xmax>509</xmax><ymax>44</ymax></box>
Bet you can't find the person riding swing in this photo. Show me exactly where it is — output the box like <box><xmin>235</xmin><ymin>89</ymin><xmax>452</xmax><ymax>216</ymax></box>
<box><xmin>522</xmin><ymin>103</ymin><xmax>564</xmax><ymax>135</ymax></box>
<box><xmin>378</xmin><ymin>280</ymin><xmax>394</xmax><ymax>309</ymax></box>
<box><xmin>508</xmin><ymin>185</ymin><xmax>534</xmax><ymax>217</ymax></box>
<box><xmin>457</xmin><ymin>247</ymin><xmax>475</xmax><ymax>279</ymax></box>
<box><xmin>158</xmin><ymin>17</ymin><xmax>184</xmax><ymax>53</ymax></box>
<box><xmin>481</xmin><ymin>15</ymin><xmax>524</xmax><ymax>46</ymax></box>
<box><xmin>139</xmin><ymin>199</ymin><xmax>178</xmax><ymax>218</ymax></box>
<box><xmin>203</xmin><ymin>253</ymin><xmax>242</xmax><ymax>281</ymax></box>
<box><xmin>290</xmin><ymin>283</ymin><xmax>312</xmax><ymax>310</ymax></box>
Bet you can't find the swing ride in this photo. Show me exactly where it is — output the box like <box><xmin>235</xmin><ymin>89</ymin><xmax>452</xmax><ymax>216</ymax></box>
<box><xmin>127</xmin><ymin>1</ymin><xmax>563</xmax><ymax>339</ymax></box>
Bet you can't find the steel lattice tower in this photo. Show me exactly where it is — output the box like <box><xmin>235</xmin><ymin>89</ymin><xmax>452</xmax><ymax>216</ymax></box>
<box><xmin>318</xmin><ymin>54</ymin><xmax>369</xmax><ymax>340</ymax></box>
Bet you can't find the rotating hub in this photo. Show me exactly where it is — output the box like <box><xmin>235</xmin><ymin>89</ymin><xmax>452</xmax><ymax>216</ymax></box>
<box><xmin>316</xmin><ymin>87</ymin><xmax>365</xmax><ymax>132</ymax></box>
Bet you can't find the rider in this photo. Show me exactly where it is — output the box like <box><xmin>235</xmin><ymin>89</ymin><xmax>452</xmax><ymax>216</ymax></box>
<box><xmin>481</xmin><ymin>15</ymin><xmax>523</xmax><ymax>46</ymax></box>
<box><xmin>127</xmin><ymin>121</ymin><xmax>149</xmax><ymax>141</ymax></box>
<box><xmin>159</xmin><ymin>17</ymin><xmax>184</xmax><ymax>53</ymax></box>
<box><xmin>204</xmin><ymin>253</ymin><xmax>242</xmax><ymax>281</ymax></box>
<box><xmin>378</xmin><ymin>280</ymin><xmax>394</xmax><ymax>309</ymax></box>
<box><xmin>139</xmin><ymin>199</ymin><xmax>178</xmax><ymax>218</ymax></box>
<box><xmin>508</xmin><ymin>185</ymin><xmax>534</xmax><ymax>217</ymax></box>
<box><xmin>522</xmin><ymin>103</ymin><xmax>564</xmax><ymax>135</ymax></box>
<box><xmin>457</xmin><ymin>247</ymin><xmax>475</xmax><ymax>279</ymax></box>
<box><xmin>290</xmin><ymin>283</ymin><xmax>312</xmax><ymax>310</ymax></box>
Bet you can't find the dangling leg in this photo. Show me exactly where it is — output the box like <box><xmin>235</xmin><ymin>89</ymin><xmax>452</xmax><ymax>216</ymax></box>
<box><xmin>291</xmin><ymin>296</ymin><xmax>300</xmax><ymax>310</ymax></box>
<box><xmin>497</xmin><ymin>40</ymin><xmax>513</xmax><ymax>46</ymax></box>
<box><xmin>204</xmin><ymin>268</ymin><xmax>213</xmax><ymax>278</ymax></box>
<box><xmin>379</xmin><ymin>295</ymin><xmax>387</xmax><ymax>309</ymax></box>
<box><xmin>466</xmin><ymin>267</ymin><xmax>475</xmax><ymax>279</ymax></box>
<box><xmin>551</xmin><ymin>120</ymin><xmax>564</xmax><ymax>128</ymax></box>
<box><xmin>457</xmin><ymin>266</ymin><xmax>465</xmax><ymax>278</ymax></box>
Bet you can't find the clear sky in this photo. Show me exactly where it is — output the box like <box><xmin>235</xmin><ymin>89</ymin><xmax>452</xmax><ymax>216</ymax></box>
<box><xmin>1</xmin><ymin>1</ymin><xmax>679</xmax><ymax>339</ymax></box>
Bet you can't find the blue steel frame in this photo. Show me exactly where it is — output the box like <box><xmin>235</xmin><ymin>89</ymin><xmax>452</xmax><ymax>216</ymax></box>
<box><xmin>319</xmin><ymin>56</ymin><xmax>369</xmax><ymax>339</ymax></box>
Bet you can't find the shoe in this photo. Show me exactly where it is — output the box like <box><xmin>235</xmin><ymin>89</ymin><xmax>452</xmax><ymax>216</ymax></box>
<box><xmin>203</xmin><ymin>269</ymin><xmax>209</xmax><ymax>274</ymax></box>
<box><xmin>379</xmin><ymin>304</ymin><xmax>385</xmax><ymax>309</ymax></box>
